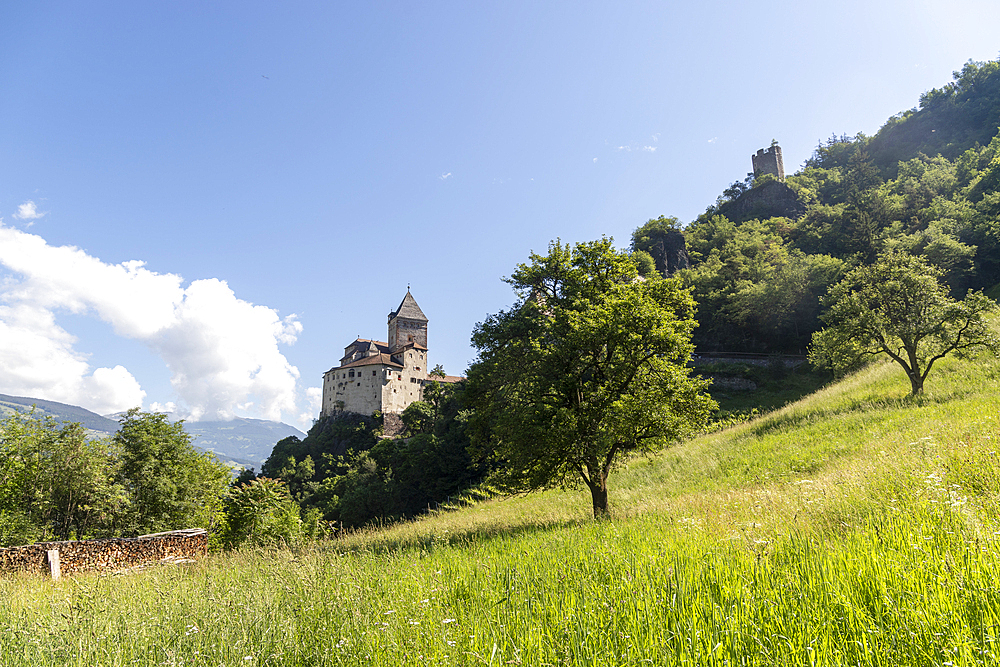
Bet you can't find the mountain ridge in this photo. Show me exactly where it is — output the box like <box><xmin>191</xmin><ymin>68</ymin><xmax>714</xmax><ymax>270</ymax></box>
<box><xmin>0</xmin><ymin>393</ymin><xmax>304</xmax><ymax>468</ymax></box>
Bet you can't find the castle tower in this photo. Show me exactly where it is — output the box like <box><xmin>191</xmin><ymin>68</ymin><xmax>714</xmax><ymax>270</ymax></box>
<box><xmin>387</xmin><ymin>290</ymin><xmax>428</xmax><ymax>353</ymax></box>
<box><xmin>752</xmin><ymin>144</ymin><xmax>785</xmax><ymax>182</ymax></box>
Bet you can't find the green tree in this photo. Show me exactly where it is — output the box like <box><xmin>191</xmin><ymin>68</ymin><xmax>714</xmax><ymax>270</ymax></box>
<box><xmin>810</xmin><ymin>252</ymin><xmax>998</xmax><ymax>395</ymax></box>
<box><xmin>401</xmin><ymin>400</ymin><xmax>435</xmax><ymax>436</ymax></box>
<box><xmin>113</xmin><ymin>409</ymin><xmax>230</xmax><ymax>535</ymax></box>
<box><xmin>0</xmin><ymin>411</ymin><xmax>123</xmax><ymax>544</ymax></box>
<box><xmin>216</xmin><ymin>477</ymin><xmax>302</xmax><ymax>549</ymax></box>
<box><xmin>466</xmin><ymin>239</ymin><xmax>715</xmax><ymax>517</ymax></box>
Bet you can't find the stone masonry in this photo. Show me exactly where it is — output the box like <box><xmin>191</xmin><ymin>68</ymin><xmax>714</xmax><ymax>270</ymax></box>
<box><xmin>752</xmin><ymin>144</ymin><xmax>785</xmax><ymax>182</ymax></box>
<box><xmin>320</xmin><ymin>291</ymin><xmax>460</xmax><ymax>418</ymax></box>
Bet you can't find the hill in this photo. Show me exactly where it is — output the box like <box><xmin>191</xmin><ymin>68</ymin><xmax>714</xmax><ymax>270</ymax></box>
<box><xmin>0</xmin><ymin>393</ymin><xmax>120</xmax><ymax>433</ymax></box>
<box><xmin>0</xmin><ymin>393</ymin><xmax>304</xmax><ymax>468</ymax></box>
<box><xmin>5</xmin><ymin>320</ymin><xmax>999</xmax><ymax>664</ymax></box>
<box><xmin>681</xmin><ymin>58</ymin><xmax>1000</xmax><ymax>355</ymax></box>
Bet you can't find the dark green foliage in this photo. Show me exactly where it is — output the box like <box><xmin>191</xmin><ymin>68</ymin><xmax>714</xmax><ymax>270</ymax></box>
<box><xmin>260</xmin><ymin>412</ymin><xmax>380</xmax><ymax>502</ymax></box>
<box><xmin>401</xmin><ymin>400</ymin><xmax>435</xmax><ymax>436</ymax></box>
<box><xmin>233</xmin><ymin>467</ymin><xmax>257</xmax><ymax>487</ymax></box>
<box><xmin>681</xmin><ymin>217</ymin><xmax>844</xmax><ymax>353</ymax></box>
<box><xmin>260</xmin><ymin>383</ymin><xmax>482</xmax><ymax>529</ymax></box>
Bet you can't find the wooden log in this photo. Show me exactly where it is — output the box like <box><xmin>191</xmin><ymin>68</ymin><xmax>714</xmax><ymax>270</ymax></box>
<box><xmin>47</xmin><ymin>549</ymin><xmax>60</xmax><ymax>580</ymax></box>
<box><xmin>0</xmin><ymin>529</ymin><xmax>208</xmax><ymax>577</ymax></box>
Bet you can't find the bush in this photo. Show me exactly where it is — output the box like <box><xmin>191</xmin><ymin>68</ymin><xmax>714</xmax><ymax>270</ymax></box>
<box><xmin>215</xmin><ymin>477</ymin><xmax>302</xmax><ymax>550</ymax></box>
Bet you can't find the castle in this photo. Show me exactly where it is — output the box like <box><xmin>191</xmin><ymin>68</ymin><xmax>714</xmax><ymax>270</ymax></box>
<box><xmin>752</xmin><ymin>144</ymin><xmax>785</xmax><ymax>182</ymax></box>
<box><xmin>319</xmin><ymin>291</ymin><xmax>459</xmax><ymax>418</ymax></box>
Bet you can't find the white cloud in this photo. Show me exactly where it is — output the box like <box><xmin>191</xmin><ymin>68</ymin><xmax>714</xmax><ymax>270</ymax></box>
<box><xmin>299</xmin><ymin>386</ymin><xmax>322</xmax><ymax>427</ymax></box>
<box><xmin>439</xmin><ymin>172</ymin><xmax>452</xmax><ymax>180</ymax></box>
<box><xmin>149</xmin><ymin>401</ymin><xmax>177</xmax><ymax>415</ymax></box>
<box><xmin>0</xmin><ymin>223</ymin><xmax>302</xmax><ymax>421</ymax></box>
<box><xmin>617</xmin><ymin>143</ymin><xmax>656</xmax><ymax>153</ymax></box>
<box><xmin>13</xmin><ymin>200</ymin><xmax>46</xmax><ymax>221</ymax></box>
<box><xmin>593</xmin><ymin>158</ymin><xmax>598</xmax><ymax>163</ymax></box>
<box><xmin>0</xmin><ymin>301</ymin><xmax>146</xmax><ymax>415</ymax></box>
<box><xmin>707</xmin><ymin>137</ymin><xmax>718</xmax><ymax>144</ymax></box>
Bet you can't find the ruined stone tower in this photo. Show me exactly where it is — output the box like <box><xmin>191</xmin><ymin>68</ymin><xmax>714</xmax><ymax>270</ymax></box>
<box><xmin>752</xmin><ymin>144</ymin><xmax>785</xmax><ymax>182</ymax></box>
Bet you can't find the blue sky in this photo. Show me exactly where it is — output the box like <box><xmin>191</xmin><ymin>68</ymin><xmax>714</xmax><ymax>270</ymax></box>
<box><xmin>1</xmin><ymin>1</ymin><xmax>998</xmax><ymax>426</ymax></box>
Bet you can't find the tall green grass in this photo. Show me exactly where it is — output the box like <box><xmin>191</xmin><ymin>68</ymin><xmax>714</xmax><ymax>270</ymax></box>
<box><xmin>2</xmin><ymin>348</ymin><xmax>1000</xmax><ymax>665</ymax></box>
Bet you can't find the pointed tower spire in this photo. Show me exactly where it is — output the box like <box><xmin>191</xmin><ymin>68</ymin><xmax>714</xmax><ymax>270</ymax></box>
<box><xmin>387</xmin><ymin>290</ymin><xmax>428</xmax><ymax>352</ymax></box>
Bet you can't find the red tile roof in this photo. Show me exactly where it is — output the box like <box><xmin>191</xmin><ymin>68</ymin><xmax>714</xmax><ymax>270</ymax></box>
<box><xmin>326</xmin><ymin>353</ymin><xmax>403</xmax><ymax>372</ymax></box>
<box><xmin>425</xmin><ymin>374</ymin><xmax>464</xmax><ymax>384</ymax></box>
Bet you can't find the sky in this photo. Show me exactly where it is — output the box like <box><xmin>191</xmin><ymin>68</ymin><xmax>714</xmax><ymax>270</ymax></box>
<box><xmin>1</xmin><ymin>1</ymin><xmax>998</xmax><ymax>427</ymax></box>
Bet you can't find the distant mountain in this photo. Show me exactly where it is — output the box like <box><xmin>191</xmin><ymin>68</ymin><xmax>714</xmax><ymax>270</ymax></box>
<box><xmin>181</xmin><ymin>418</ymin><xmax>306</xmax><ymax>469</ymax></box>
<box><xmin>0</xmin><ymin>393</ymin><xmax>120</xmax><ymax>433</ymax></box>
<box><xmin>0</xmin><ymin>393</ymin><xmax>305</xmax><ymax>470</ymax></box>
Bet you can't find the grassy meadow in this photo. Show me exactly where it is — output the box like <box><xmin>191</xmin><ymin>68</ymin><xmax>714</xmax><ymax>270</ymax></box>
<box><xmin>3</xmin><ymin>347</ymin><xmax>1000</xmax><ymax>665</ymax></box>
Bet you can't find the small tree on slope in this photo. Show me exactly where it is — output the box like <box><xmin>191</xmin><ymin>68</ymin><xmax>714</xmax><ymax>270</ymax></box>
<box><xmin>466</xmin><ymin>239</ymin><xmax>715</xmax><ymax>518</ymax></box>
<box><xmin>809</xmin><ymin>252</ymin><xmax>998</xmax><ymax>395</ymax></box>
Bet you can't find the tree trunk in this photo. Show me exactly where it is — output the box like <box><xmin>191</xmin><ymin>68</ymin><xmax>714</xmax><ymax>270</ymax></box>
<box><xmin>906</xmin><ymin>350</ymin><xmax>924</xmax><ymax>395</ymax></box>
<box><xmin>589</xmin><ymin>479</ymin><xmax>609</xmax><ymax>519</ymax></box>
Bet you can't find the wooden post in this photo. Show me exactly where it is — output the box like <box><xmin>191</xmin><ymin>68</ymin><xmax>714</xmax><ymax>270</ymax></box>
<box><xmin>47</xmin><ymin>549</ymin><xmax>61</xmax><ymax>580</ymax></box>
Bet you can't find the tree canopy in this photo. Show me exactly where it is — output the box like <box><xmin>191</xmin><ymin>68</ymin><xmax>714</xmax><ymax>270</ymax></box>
<box><xmin>809</xmin><ymin>252</ymin><xmax>997</xmax><ymax>394</ymax></box>
<box><xmin>113</xmin><ymin>408</ymin><xmax>230</xmax><ymax>536</ymax></box>
<box><xmin>466</xmin><ymin>239</ymin><xmax>715</xmax><ymax>517</ymax></box>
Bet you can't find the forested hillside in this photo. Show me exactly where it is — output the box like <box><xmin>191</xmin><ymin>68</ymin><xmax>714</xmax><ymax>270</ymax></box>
<box><xmin>633</xmin><ymin>58</ymin><xmax>1000</xmax><ymax>355</ymax></box>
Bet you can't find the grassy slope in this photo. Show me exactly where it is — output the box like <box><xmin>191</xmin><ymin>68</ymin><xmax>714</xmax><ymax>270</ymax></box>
<box><xmin>3</xmin><ymin>347</ymin><xmax>1000</xmax><ymax>666</ymax></box>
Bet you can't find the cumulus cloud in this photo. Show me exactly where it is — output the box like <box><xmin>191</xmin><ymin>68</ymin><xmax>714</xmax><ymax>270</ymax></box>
<box><xmin>13</xmin><ymin>200</ymin><xmax>46</xmax><ymax>221</ymax></box>
<box><xmin>0</xmin><ymin>301</ymin><xmax>146</xmax><ymax>415</ymax></box>
<box><xmin>439</xmin><ymin>172</ymin><xmax>452</xmax><ymax>180</ymax></box>
<box><xmin>642</xmin><ymin>146</ymin><xmax>656</xmax><ymax>152</ymax></box>
<box><xmin>299</xmin><ymin>386</ymin><xmax>322</xmax><ymax>427</ymax></box>
<box><xmin>707</xmin><ymin>137</ymin><xmax>718</xmax><ymax>144</ymax></box>
<box><xmin>0</xmin><ymin>223</ymin><xmax>302</xmax><ymax>421</ymax></box>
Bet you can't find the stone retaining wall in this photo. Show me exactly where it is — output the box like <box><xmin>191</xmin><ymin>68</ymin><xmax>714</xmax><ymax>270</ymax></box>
<box><xmin>0</xmin><ymin>529</ymin><xmax>207</xmax><ymax>578</ymax></box>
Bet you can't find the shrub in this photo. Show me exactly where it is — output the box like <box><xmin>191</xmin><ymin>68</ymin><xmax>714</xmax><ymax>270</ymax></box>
<box><xmin>215</xmin><ymin>477</ymin><xmax>302</xmax><ymax>550</ymax></box>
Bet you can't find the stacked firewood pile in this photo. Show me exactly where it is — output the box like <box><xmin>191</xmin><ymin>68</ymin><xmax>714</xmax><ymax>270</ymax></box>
<box><xmin>0</xmin><ymin>529</ymin><xmax>207</xmax><ymax>578</ymax></box>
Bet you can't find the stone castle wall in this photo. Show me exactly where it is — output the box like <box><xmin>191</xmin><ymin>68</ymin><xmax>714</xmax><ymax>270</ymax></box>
<box><xmin>327</xmin><ymin>365</ymin><xmax>387</xmax><ymax>416</ymax></box>
<box><xmin>381</xmin><ymin>348</ymin><xmax>427</xmax><ymax>413</ymax></box>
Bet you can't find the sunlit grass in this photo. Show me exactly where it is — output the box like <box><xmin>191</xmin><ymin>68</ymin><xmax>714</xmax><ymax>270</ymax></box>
<box><xmin>3</xmin><ymin>346</ymin><xmax>1000</xmax><ymax>665</ymax></box>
